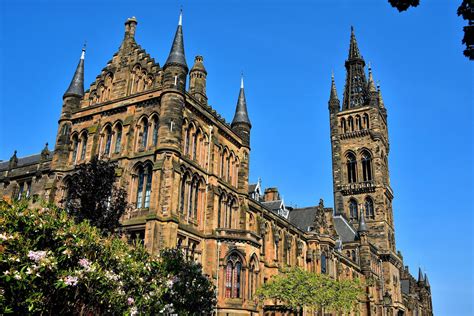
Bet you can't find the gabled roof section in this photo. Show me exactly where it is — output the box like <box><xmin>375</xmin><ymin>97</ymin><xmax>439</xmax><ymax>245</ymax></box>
<box><xmin>333</xmin><ymin>214</ymin><xmax>357</xmax><ymax>242</ymax></box>
<box><xmin>288</xmin><ymin>206</ymin><xmax>318</xmax><ymax>232</ymax></box>
<box><xmin>83</xmin><ymin>17</ymin><xmax>161</xmax><ymax>105</ymax></box>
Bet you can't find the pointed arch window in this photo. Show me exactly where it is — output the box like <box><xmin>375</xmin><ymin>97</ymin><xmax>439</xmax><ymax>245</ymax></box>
<box><xmin>136</xmin><ymin>165</ymin><xmax>152</xmax><ymax>208</ymax></box>
<box><xmin>103</xmin><ymin>126</ymin><xmax>112</xmax><ymax>156</ymax></box>
<box><xmin>193</xmin><ymin>130</ymin><xmax>200</xmax><ymax>160</ymax></box>
<box><xmin>225</xmin><ymin>255</ymin><xmax>242</xmax><ymax>299</ymax></box>
<box><xmin>225</xmin><ymin>198</ymin><xmax>236</xmax><ymax>229</ymax></box>
<box><xmin>346</xmin><ymin>153</ymin><xmax>357</xmax><ymax>183</ymax></box>
<box><xmin>349</xmin><ymin>199</ymin><xmax>358</xmax><ymax>220</ymax></box>
<box><xmin>152</xmin><ymin>116</ymin><xmax>159</xmax><ymax>147</ymax></box>
<box><xmin>356</xmin><ymin>115</ymin><xmax>362</xmax><ymax>130</ymax></box>
<box><xmin>363</xmin><ymin>113</ymin><xmax>370</xmax><ymax>129</ymax></box>
<box><xmin>141</xmin><ymin>119</ymin><xmax>149</xmax><ymax>149</ymax></box>
<box><xmin>71</xmin><ymin>135</ymin><xmax>79</xmax><ymax>163</ymax></box>
<box><xmin>218</xmin><ymin>194</ymin><xmax>225</xmax><ymax>227</ymax></box>
<box><xmin>361</xmin><ymin>151</ymin><xmax>373</xmax><ymax>181</ymax></box>
<box><xmin>80</xmin><ymin>134</ymin><xmax>88</xmax><ymax>160</ymax></box>
<box><xmin>114</xmin><ymin>125</ymin><xmax>122</xmax><ymax>154</ymax></box>
<box><xmin>341</xmin><ymin>117</ymin><xmax>347</xmax><ymax>133</ymax></box>
<box><xmin>179</xmin><ymin>174</ymin><xmax>188</xmax><ymax>215</ymax></box>
<box><xmin>365</xmin><ymin>197</ymin><xmax>375</xmax><ymax>219</ymax></box>
<box><xmin>348</xmin><ymin>116</ymin><xmax>354</xmax><ymax>131</ymax></box>
<box><xmin>184</xmin><ymin>126</ymin><xmax>191</xmax><ymax>156</ymax></box>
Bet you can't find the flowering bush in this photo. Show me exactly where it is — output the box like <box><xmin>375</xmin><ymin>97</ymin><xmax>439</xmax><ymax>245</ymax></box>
<box><xmin>0</xmin><ymin>199</ymin><xmax>168</xmax><ymax>315</ymax></box>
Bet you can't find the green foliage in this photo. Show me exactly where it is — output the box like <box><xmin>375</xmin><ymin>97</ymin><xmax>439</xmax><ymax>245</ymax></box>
<box><xmin>64</xmin><ymin>156</ymin><xmax>128</xmax><ymax>234</ymax></box>
<box><xmin>256</xmin><ymin>267</ymin><xmax>364</xmax><ymax>314</ymax></box>
<box><xmin>159</xmin><ymin>249</ymin><xmax>217</xmax><ymax>315</ymax></box>
<box><xmin>0</xmin><ymin>199</ymin><xmax>215</xmax><ymax>315</ymax></box>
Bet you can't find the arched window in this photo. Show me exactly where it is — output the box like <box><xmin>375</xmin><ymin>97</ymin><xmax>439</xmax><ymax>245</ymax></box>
<box><xmin>141</xmin><ymin>118</ymin><xmax>149</xmax><ymax>149</ymax></box>
<box><xmin>184</xmin><ymin>125</ymin><xmax>191</xmax><ymax>156</ymax></box>
<box><xmin>103</xmin><ymin>126</ymin><xmax>112</xmax><ymax>156</ymax></box>
<box><xmin>218</xmin><ymin>194</ymin><xmax>225</xmax><ymax>227</ymax></box>
<box><xmin>225</xmin><ymin>198</ymin><xmax>236</xmax><ymax>229</ymax></box>
<box><xmin>363</xmin><ymin>113</ymin><xmax>370</xmax><ymax>129</ymax></box>
<box><xmin>179</xmin><ymin>173</ymin><xmax>188</xmax><ymax>215</ymax></box>
<box><xmin>152</xmin><ymin>116</ymin><xmax>159</xmax><ymax>147</ymax></box>
<box><xmin>356</xmin><ymin>115</ymin><xmax>362</xmax><ymax>130</ymax></box>
<box><xmin>365</xmin><ymin>197</ymin><xmax>375</xmax><ymax>219</ymax></box>
<box><xmin>341</xmin><ymin>118</ymin><xmax>347</xmax><ymax>133</ymax></box>
<box><xmin>349</xmin><ymin>199</ymin><xmax>358</xmax><ymax>220</ymax></box>
<box><xmin>346</xmin><ymin>153</ymin><xmax>357</xmax><ymax>183</ymax></box>
<box><xmin>80</xmin><ymin>133</ymin><xmax>88</xmax><ymax>160</ymax></box>
<box><xmin>114</xmin><ymin>124</ymin><xmax>122</xmax><ymax>154</ymax></box>
<box><xmin>193</xmin><ymin>129</ymin><xmax>200</xmax><ymax>160</ymax></box>
<box><xmin>361</xmin><ymin>151</ymin><xmax>373</xmax><ymax>181</ymax></box>
<box><xmin>225</xmin><ymin>254</ymin><xmax>242</xmax><ymax>299</ymax></box>
<box><xmin>71</xmin><ymin>134</ymin><xmax>79</xmax><ymax>163</ymax></box>
<box><xmin>136</xmin><ymin>165</ymin><xmax>152</xmax><ymax>208</ymax></box>
<box><xmin>248</xmin><ymin>257</ymin><xmax>258</xmax><ymax>299</ymax></box>
<box><xmin>321</xmin><ymin>253</ymin><xmax>327</xmax><ymax>274</ymax></box>
<box><xmin>348</xmin><ymin>116</ymin><xmax>354</xmax><ymax>132</ymax></box>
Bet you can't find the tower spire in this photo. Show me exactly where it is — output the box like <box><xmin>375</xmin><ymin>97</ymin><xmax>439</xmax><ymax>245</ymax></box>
<box><xmin>328</xmin><ymin>72</ymin><xmax>340</xmax><ymax>113</ymax></box>
<box><xmin>63</xmin><ymin>46</ymin><xmax>85</xmax><ymax>99</ymax></box>
<box><xmin>418</xmin><ymin>267</ymin><xmax>425</xmax><ymax>283</ymax></box>
<box><xmin>342</xmin><ymin>26</ymin><xmax>367</xmax><ymax>110</ymax></box>
<box><xmin>367</xmin><ymin>63</ymin><xmax>376</xmax><ymax>92</ymax></box>
<box><xmin>164</xmin><ymin>10</ymin><xmax>188</xmax><ymax>71</ymax></box>
<box><xmin>231</xmin><ymin>74</ymin><xmax>251</xmax><ymax>128</ymax></box>
<box><xmin>348</xmin><ymin>26</ymin><xmax>362</xmax><ymax>60</ymax></box>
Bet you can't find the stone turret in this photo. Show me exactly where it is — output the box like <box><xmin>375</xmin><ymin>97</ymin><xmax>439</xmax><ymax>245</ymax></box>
<box><xmin>189</xmin><ymin>55</ymin><xmax>207</xmax><ymax>103</ymax></box>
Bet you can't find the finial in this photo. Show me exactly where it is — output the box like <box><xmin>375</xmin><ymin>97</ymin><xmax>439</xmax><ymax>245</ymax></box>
<box><xmin>377</xmin><ymin>80</ymin><xmax>381</xmax><ymax>91</ymax></box>
<box><xmin>331</xmin><ymin>70</ymin><xmax>335</xmax><ymax>81</ymax></box>
<box><xmin>178</xmin><ymin>9</ymin><xmax>183</xmax><ymax>26</ymax></box>
<box><xmin>351</xmin><ymin>25</ymin><xmax>354</xmax><ymax>33</ymax></box>
<box><xmin>240</xmin><ymin>72</ymin><xmax>244</xmax><ymax>89</ymax></box>
<box><xmin>368</xmin><ymin>61</ymin><xmax>372</xmax><ymax>71</ymax></box>
<box><xmin>81</xmin><ymin>42</ymin><xmax>86</xmax><ymax>60</ymax></box>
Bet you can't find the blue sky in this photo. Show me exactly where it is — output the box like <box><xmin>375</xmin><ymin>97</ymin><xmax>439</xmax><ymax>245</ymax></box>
<box><xmin>0</xmin><ymin>0</ymin><xmax>472</xmax><ymax>314</ymax></box>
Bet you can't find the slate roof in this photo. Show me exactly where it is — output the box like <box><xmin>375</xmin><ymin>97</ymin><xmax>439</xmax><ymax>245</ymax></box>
<box><xmin>333</xmin><ymin>215</ymin><xmax>357</xmax><ymax>242</ymax></box>
<box><xmin>261</xmin><ymin>200</ymin><xmax>283</xmax><ymax>211</ymax></box>
<box><xmin>248</xmin><ymin>183</ymin><xmax>258</xmax><ymax>194</ymax></box>
<box><xmin>287</xmin><ymin>206</ymin><xmax>317</xmax><ymax>232</ymax></box>
<box><xmin>0</xmin><ymin>154</ymin><xmax>43</xmax><ymax>171</ymax></box>
<box><xmin>401</xmin><ymin>279</ymin><xmax>410</xmax><ymax>294</ymax></box>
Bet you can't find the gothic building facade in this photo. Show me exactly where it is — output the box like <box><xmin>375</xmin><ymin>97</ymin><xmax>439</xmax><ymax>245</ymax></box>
<box><xmin>0</xmin><ymin>15</ymin><xmax>433</xmax><ymax>316</ymax></box>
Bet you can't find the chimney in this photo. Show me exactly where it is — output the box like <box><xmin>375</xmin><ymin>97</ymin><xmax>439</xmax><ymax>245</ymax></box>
<box><xmin>124</xmin><ymin>17</ymin><xmax>138</xmax><ymax>39</ymax></box>
<box><xmin>264</xmin><ymin>187</ymin><xmax>280</xmax><ymax>202</ymax></box>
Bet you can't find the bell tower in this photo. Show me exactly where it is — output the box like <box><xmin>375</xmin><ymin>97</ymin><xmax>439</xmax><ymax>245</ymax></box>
<box><xmin>329</xmin><ymin>27</ymin><xmax>395</xmax><ymax>253</ymax></box>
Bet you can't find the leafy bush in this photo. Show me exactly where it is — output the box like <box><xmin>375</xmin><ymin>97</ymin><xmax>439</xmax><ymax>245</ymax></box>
<box><xmin>256</xmin><ymin>267</ymin><xmax>364</xmax><ymax>314</ymax></box>
<box><xmin>0</xmin><ymin>199</ymin><xmax>167</xmax><ymax>315</ymax></box>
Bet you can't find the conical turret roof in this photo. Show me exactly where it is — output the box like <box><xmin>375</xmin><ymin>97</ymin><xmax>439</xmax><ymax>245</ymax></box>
<box><xmin>63</xmin><ymin>47</ymin><xmax>85</xmax><ymax>98</ymax></box>
<box><xmin>231</xmin><ymin>76</ymin><xmax>251</xmax><ymax>127</ymax></box>
<box><xmin>330</xmin><ymin>72</ymin><xmax>339</xmax><ymax>101</ymax></box>
<box><xmin>164</xmin><ymin>11</ymin><xmax>188</xmax><ymax>71</ymax></box>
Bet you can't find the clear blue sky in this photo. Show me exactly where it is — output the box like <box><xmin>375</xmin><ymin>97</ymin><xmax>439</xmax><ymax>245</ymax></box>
<box><xmin>0</xmin><ymin>0</ymin><xmax>472</xmax><ymax>314</ymax></box>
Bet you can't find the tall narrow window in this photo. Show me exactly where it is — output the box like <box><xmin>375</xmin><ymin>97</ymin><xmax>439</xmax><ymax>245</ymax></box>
<box><xmin>365</xmin><ymin>197</ymin><xmax>374</xmax><ymax>219</ymax></box>
<box><xmin>349</xmin><ymin>199</ymin><xmax>358</xmax><ymax>220</ymax></box>
<box><xmin>363</xmin><ymin>113</ymin><xmax>370</xmax><ymax>129</ymax></box>
<box><xmin>193</xmin><ymin>181</ymin><xmax>199</xmax><ymax>219</ymax></box>
<box><xmin>362</xmin><ymin>151</ymin><xmax>373</xmax><ymax>181</ymax></box>
<box><xmin>25</xmin><ymin>181</ymin><xmax>32</xmax><ymax>198</ymax></box>
<box><xmin>152</xmin><ymin>117</ymin><xmax>159</xmax><ymax>146</ymax></box>
<box><xmin>233</xmin><ymin>262</ymin><xmax>242</xmax><ymax>298</ymax></box>
<box><xmin>341</xmin><ymin>118</ymin><xmax>347</xmax><ymax>133</ymax></box>
<box><xmin>104</xmin><ymin>127</ymin><xmax>112</xmax><ymax>156</ymax></box>
<box><xmin>80</xmin><ymin>134</ymin><xmax>88</xmax><ymax>160</ymax></box>
<box><xmin>218</xmin><ymin>195</ymin><xmax>224</xmax><ymax>227</ymax></box>
<box><xmin>356</xmin><ymin>115</ymin><xmax>362</xmax><ymax>130</ymax></box>
<box><xmin>184</xmin><ymin>127</ymin><xmax>191</xmax><ymax>156</ymax></box>
<box><xmin>193</xmin><ymin>130</ymin><xmax>199</xmax><ymax>160</ymax></box>
<box><xmin>136</xmin><ymin>168</ymin><xmax>145</xmax><ymax>208</ymax></box>
<box><xmin>346</xmin><ymin>153</ymin><xmax>357</xmax><ymax>183</ymax></box>
<box><xmin>144</xmin><ymin>167</ymin><xmax>152</xmax><ymax>208</ymax></box>
<box><xmin>141</xmin><ymin>120</ymin><xmax>149</xmax><ymax>148</ymax></box>
<box><xmin>71</xmin><ymin>135</ymin><xmax>79</xmax><ymax>162</ymax></box>
<box><xmin>179</xmin><ymin>174</ymin><xmax>187</xmax><ymax>214</ymax></box>
<box><xmin>348</xmin><ymin>116</ymin><xmax>354</xmax><ymax>131</ymax></box>
<box><xmin>17</xmin><ymin>183</ymin><xmax>24</xmax><ymax>200</ymax></box>
<box><xmin>114</xmin><ymin>125</ymin><xmax>122</xmax><ymax>154</ymax></box>
<box><xmin>321</xmin><ymin>253</ymin><xmax>327</xmax><ymax>274</ymax></box>
<box><xmin>225</xmin><ymin>262</ymin><xmax>233</xmax><ymax>298</ymax></box>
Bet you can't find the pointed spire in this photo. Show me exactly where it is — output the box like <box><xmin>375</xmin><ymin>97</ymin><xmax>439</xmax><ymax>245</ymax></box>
<box><xmin>377</xmin><ymin>82</ymin><xmax>385</xmax><ymax>109</ymax></box>
<box><xmin>348</xmin><ymin>26</ymin><xmax>362</xmax><ymax>60</ymax></box>
<box><xmin>8</xmin><ymin>150</ymin><xmax>18</xmax><ymax>169</ymax></box>
<box><xmin>358</xmin><ymin>206</ymin><xmax>368</xmax><ymax>233</ymax></box>
<box><xmin>424</xmin><ymin>273</ymin><xmax>430</xmax><ymax>287</ymax></box>
<box><xmin>164</xmin><ymin>10</ymin><xmax>188</xmax><ymax>71</ymax></box>
<box><xmin>231</xmin><ymin>74</ymin><xmax>251</xmax><ymax>128</ymax></box>
<box><xmin>41</xmin><ymin>143</ymin><xmax>50</xmax><ymax>160</ymax></box>
<box><xmin>330</xmin><ymin>72</ymin><xmax>339</xmax><ymax>101</ymax></box>
<box><xmin>367</xmin><ymin>63</ymin><xmax>377</xmax><ymax>92</ymax></box>
<box><xmin>418</xmin><ymin>268</ymin><xmax>424</xmax><ymax>283</ymax></box>
<box><xmin>63</xmin><ymin>46</ymin><xmax>85</xmax><ymax>99</ymax></box>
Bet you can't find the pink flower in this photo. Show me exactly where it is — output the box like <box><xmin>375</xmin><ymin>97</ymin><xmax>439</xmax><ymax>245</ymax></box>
<box><xmin>78</xmin><ymin>258</ymin><xmax>91</xmax><ymax>271</ymax></box>
<box><xmin>28</xmin><ymin>250</ymin><xmax>47</xmax><ymax>262</ymax></box>
<box><xmin>64</xmin><ymin>275</ymin><xmax>78</xmax><ymax>286</ymax></box>
<box><xmin>127</xmin><ymin>297</ymin><xmax>135</xmax><ymax>306</ymax></box>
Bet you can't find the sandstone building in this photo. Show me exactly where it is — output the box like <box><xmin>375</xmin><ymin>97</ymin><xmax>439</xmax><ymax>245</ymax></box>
<box><xmin>0</xmin><ymin>14</ymin><xmax>433</xmax><ymax>316</ymax></box>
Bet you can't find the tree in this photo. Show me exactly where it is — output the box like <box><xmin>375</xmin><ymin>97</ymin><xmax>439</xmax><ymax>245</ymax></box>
<box><xmin>159</xmin><ymin>248</ymin><xmax>217</xmax><ymax>315</ymax></box>
<box><xmin>0</xmin><ymin>199</ymin><xmax>166</xmax><ymax>315</ymax></box>
<box><xmin>388</xmin><ymin>0</ymin><xmax>420</xmax><ymax>12</ymax></box>
<box><xmin>256</xmin><ymin>267</ymin><xmax>364</xmax><ymax>314</ymax></box>
<box><xmin>457</xmin><ymin>0</ymin><xmax>474</xmax><ymax>60</ymax></box>
<box><xmin>64</xmin><ymin>156</ymin><xmax>128</xmax><ymax>234</ymax></box>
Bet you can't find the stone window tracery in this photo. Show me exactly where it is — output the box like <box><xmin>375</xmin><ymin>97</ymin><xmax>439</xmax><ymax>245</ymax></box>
<box><xmin>225</xmin><ymin>254</ymin><xmax>242</xmax><ymax>299</ymax></box>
